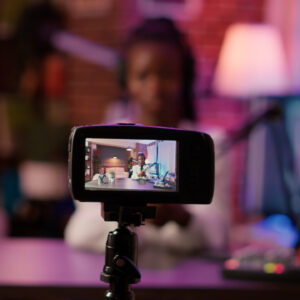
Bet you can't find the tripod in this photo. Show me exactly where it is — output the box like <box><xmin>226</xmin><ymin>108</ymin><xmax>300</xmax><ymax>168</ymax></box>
<box><xmin>100</xmin><ymin>203</ymin><xmax>156</xmax><ymax>300</ymax></box>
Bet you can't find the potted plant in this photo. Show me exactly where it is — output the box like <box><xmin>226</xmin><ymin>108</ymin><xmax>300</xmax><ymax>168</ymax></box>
<box><xmin>108</xmin><ymin>170</ymin><xmax>115</xmax><ymax>182</ymax></box>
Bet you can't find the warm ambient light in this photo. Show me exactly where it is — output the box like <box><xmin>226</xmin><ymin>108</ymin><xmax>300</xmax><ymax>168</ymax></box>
<box><xmin>263</xmin><ymin>262</ymin><xmax>286</xmax><ymax>274</ymax></box>
<box><xmin>224</xmin><ymin>258</ymin><xmax>239</xmax><ymax>270</ymax></box>
<box><xmin>274</xmin><ymin>263</ymin><xmax>285</xmax><ymax>274</ymax></box>
<box><xmin>213</xmin><ymin>23</ymin><xmax>289</xmax><ymax>99</ymax></box>
<box><xmin>264</xmin><ymin>262</ymin><xmax>276</xmax><ymax>273</ymax></box>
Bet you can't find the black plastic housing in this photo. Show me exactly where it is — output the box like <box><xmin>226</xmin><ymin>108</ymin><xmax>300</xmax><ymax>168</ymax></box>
<box><xmin>68</xmin><ymin>123</ymin><xmax>214</xmax><ymax>205</ymax></box>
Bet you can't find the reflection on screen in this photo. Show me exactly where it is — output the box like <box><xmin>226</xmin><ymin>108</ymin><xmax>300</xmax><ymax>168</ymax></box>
<box><xmin>84</xmin><ymin>138</ymin><xmax>177</xmax><ymax>192</ymax></box>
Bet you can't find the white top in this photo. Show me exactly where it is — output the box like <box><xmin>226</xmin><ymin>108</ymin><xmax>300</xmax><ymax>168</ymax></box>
<box><xmin>64</xmin><ymin>102</ymin><xmax>232</xmax><ymax>254</ymax></box>
<box><xmin>131</xmin><ymin>164</ymin><xmax>151</xmax><ymax>180</ymax></box>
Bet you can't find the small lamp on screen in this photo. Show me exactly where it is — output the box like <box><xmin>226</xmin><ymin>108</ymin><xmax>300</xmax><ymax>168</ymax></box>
<box><xmin>213</xmin><ymin>23</ymin><xmax>290</xmax><ymax>99</ymax></box>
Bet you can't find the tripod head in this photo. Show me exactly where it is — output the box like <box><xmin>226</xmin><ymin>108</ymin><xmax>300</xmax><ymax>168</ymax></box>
<box><xmin>102</xmin><ymin>203</ymin><xmax>156</xmax><ymax>227</ymax></box>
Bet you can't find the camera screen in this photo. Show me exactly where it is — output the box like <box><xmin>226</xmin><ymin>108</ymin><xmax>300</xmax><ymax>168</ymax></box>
<box><xmin>84</xmin><ymin>138</ymin><xmax>178</xmax><ymax>192</ymax></box>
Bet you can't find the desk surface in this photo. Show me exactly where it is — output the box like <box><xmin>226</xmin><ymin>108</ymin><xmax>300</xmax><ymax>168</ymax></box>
<box><xmin>85</xmin><ymin>178</ymin><xmax>175</xmax><ymax>192</ymax></box>
<box><xmin>0</xmin><ymin>238</ymin><xmax>299</xmax><ymax>300</ymax></box>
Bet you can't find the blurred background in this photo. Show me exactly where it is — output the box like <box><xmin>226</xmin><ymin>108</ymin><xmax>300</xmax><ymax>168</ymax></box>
<box><xmin>0</xmin><ymin>0</ymin><xmax>299</xmax><ymax>252</ymax></box>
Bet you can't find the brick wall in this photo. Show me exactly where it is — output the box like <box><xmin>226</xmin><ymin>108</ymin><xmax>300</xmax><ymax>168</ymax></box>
<box><xmin>64</xmin><ymin>0</ymin><xmax>122</xmax><ymax>125</ymax></box>
<box><xmin>64</xmin><ymin>0</ymin><xmax>265</xmax><ymax>129</ymax></box>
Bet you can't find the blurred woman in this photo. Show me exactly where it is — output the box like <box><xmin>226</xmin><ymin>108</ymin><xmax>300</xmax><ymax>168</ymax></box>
<box><xmin>64</xmin><ymin>18</ymin><xmax>231</xmax><ymax>256</ymax></box>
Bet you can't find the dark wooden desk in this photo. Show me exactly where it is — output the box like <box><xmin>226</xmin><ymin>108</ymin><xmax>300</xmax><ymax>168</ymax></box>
<box><xmin>0</xmin><ymin>238</ymin><xmax>299</xmax><ymax>300</ymax></box>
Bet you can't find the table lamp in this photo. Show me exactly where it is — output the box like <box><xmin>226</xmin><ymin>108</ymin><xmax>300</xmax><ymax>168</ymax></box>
<box><xmin>213</xmin><ymin>22</ymin><xmax>290</xmax><ymax>152</ymax></box>
<box><xmin>213</xmin><ymin>23</ymin><xmax>300</xmax><ymax>238</ymax></box>
<box><xmin>213</xmin><ymin>22</ymin><xmax>289</xmax><ymax>99</ymax></box>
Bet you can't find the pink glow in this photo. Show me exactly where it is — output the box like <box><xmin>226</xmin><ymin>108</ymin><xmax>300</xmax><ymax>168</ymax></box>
<box><xmin>214</xmin><ymin>23</ymin><xmax>289</xmax><ymax>98</ymax></box>
<box><xmin>274</xmin><ymin>263</ymin><xmax>285</xmax><ymax>274</ymax></box>
<box><xmin>224</xmin><ymin>258</ymin><xmax>239</xmax><ymax>270</ymax></box>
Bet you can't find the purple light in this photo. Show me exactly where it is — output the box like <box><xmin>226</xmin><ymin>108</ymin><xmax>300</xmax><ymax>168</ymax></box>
<box><xmin>51</xmin><ymin>30</ymin><xmax>119</xmax><ymax>69</ymax></box>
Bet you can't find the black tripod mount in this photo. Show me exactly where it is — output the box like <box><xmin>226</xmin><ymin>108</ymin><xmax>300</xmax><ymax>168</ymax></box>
<box><xmin>100</xmin><ymin>202</ymin><xmax>156</xmax><ymax>300</ymax></box>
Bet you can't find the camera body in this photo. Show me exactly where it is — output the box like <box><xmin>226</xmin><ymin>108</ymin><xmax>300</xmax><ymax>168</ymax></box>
<box><xmin>68</xmin><ymin>123</ymin><xmax>214</xmax><ymax>205</ymax></box>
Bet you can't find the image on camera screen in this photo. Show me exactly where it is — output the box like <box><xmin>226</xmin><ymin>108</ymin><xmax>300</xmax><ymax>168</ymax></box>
<box><xmin>84</xmin><ymin>138</ymin><xmax>178</xmax><ymax>192</ymax></box>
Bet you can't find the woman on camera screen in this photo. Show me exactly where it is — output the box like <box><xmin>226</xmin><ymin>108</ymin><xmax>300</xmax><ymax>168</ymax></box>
<box><xmin>131</xmin><ymin>152</ymin><xmax>151</xmax><ymax>180</ymax></box>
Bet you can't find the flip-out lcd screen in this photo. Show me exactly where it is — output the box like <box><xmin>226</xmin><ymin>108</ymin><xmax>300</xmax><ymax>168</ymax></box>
<box><xmin>84</xmin><ymin>138</ymin><xmax>178</xmax><ymax>192</ymax></box>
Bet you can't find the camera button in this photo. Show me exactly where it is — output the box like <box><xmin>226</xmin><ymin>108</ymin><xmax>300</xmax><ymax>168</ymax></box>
<box><xmin>117</xmin><ymin>123</ymin><xmax>136</xmax><ymax>126</ymax></box>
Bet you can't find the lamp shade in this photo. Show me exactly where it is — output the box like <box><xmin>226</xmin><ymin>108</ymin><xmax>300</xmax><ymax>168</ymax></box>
<box><xmin>213</xmin><ymin>23</ymin><xmax>289</xmax><ymax>99</ymax></box>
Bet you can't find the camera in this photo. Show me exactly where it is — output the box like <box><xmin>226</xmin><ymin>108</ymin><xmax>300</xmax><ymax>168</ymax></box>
<box><xmin>68</xmin><ymin>123</ymin><xmax>214</xmax><ymax>205</ymax></box>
